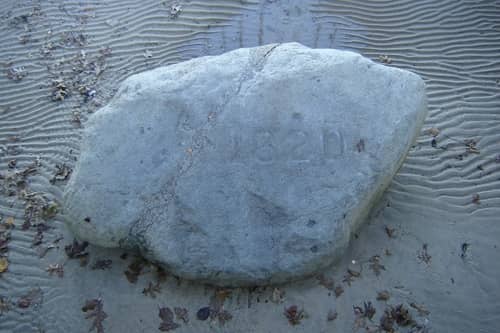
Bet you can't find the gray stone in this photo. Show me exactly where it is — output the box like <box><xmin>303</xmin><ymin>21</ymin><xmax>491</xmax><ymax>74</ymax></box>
<box><xmin>63</xmin><ymin>43</ymin><xmax>427</xmax><ymax>286</ymax></box>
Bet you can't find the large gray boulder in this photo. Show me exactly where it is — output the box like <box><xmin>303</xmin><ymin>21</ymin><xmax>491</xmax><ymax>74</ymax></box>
<box><xmin>63</xmin><ymin>43</ymin><xmax>427</xmax><ymax>286</ymax></box>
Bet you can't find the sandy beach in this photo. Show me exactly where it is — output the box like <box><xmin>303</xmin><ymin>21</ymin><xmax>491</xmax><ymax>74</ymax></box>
<box><xmin>0</xmin><ymin>0</ymin><xmax>499</xmax><ymax>332</ymax></box>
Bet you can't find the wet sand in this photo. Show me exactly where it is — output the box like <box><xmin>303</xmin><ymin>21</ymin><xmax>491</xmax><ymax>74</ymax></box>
<box><xmin>0</xmin><ymin>1</ymin><xmax>499</xmax><ymax>332</ymax></box>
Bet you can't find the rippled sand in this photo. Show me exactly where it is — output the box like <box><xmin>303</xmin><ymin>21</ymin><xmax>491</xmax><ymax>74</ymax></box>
<box><xmin>1</xmin><ymin>1</ymin><xmax>499</xmax><ymax>332</ymax></box>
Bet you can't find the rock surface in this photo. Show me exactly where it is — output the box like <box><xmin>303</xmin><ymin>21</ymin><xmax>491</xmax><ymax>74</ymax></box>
<box><xmin>63</xmin><ymin>43</ymin><xmax>427</xmax><ymax>286</ymax></box>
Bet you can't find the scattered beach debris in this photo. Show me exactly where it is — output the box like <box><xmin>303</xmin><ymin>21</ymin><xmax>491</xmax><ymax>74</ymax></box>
<box><xmin>378</xmin><ymin>55</ymin><xmax>392</xmax><ymax>64</ymax></box>
<box><xmin>52</xmin><ymin>78</ymin><xmax>69</xmax><ymax>101</ymax></box>
<box><xmin>334</xmin><ymin>285</ymin><xmax>344</xmax><ymax>298</ymax></box>
<box><xmin>82</xmin><ymin>298</ymin><xmax>107</xmax><ymax>333</ymax></box>
<box><xmin>170</xmin><ymin>3</ymin><xmax>182</xmax><ymax>18</ymax></box>
<box><xmin>387</xmin><ymin>304</ymin><xmax>415</xmax><ymax>327</ymax></box>
<box><xmin>327</xmin><ymin>309</ymin><xmax>338</xmax><ymax>321</ymax></box>
<box><xmin>431</xmin><ymin>138</ymin><xmax>437</xmax><ymax>148</ymax></box>
<box><xmin>17</xmin><ymin>287</ymin><xmax>42</xmax><ymax>309</ymax></box>
<box><xmin>65</xmin><ymin>239</ymin><xmax>89</xmax><ymax>266</ymax></box>
<box><xmin>41</xmin><ymin>201</ymin><xmax>58</xmax><ymax>220</ymax></box>
<box><xmin>7</xmin><ymin>159</ymin><xmax>16</xmax><ymax>169</ymax></box>
<box><xmin>46</xmin><ymin>263</ymin><xmax>64</xmax><ymax>277</ymax></box>
<box><xmin>202</xmin><ymin>289</ymin><xmax>233</xmax><ymax>325</ymax></box>
<box><xmin>384</xmin><ymin>225</ymin><xmax>396</xmax><ymax>238</ymax></box>
<box><xmin>0</xmin><ymin>296</ymin><xmax>10</xmax><ymax>314</ymax></box>
<box><xmin>472</xmin><ymin>193</ymin><xmax>480</xmax><ymax>205</ymax></box>
<box><xmin>6</xmin><ymin>65</ymin><xmax>27</xmax><ymax>81</ymax></box>
<box><xmin>91</xmin><ymin>259</ymin><xmax>112</xmax><ymax>270</ymax></box>
<box><xmin>142</xmin><ymin>281</ymin><xmax>162</xmax><ymax>298</ymax></box>
<box><xmin>196</xmin><ymin>306</ymin><xmax>210</xmax><ymax>321</ymax></box>
<box><xmin>0</xmin><ymin>257</ymin><xmax>8</xmax><ymax>273</ymax></box>
<box><xmin>271</xmin><ymin>287</ymin><xmax>286</xmax><ymax>304</ymax></box>
<box><xmin>0</xmin><ymin>217</ymin><xmax>13</xmax><ymax>274</ymax></box>
<box><xmin>159</xmin><ymin>307</ymin><xmax>180</xmax><ymax>331</ymax></box>
<box><xmin>369</xmin><ymin>255</ymin><xmax>386</xmax><ymax>276</ymax></box>
<box><xmin>344</xmin><ymin>261</ymin><xmax>361</xmax><ymax>286</ymax></box>
<box><xmin>174</xmin><ymin>307</ymin><xmax>189</xmax><ymax>324</ymax></box>
<box><xmin>460</xmin><ymin>242</ymin><xmax>470</xmax><ymax>259</ymax></box>
<box><xmin>124</xmin><ymin>257</ymin><xmax>146</xmax><ymax>283</ymax></box>
<box><xmin>354</xmin><ymin>301</ymin><xmax>376</xmax><ymax>320</ymax></box>
<box><xmin>417</xmin><ymin>243</ymin><xmax>431</xmax><ymax>264</ymax></box>
<box><xmin>426</xmin><ymin>127</ymin><xmax>440</xmax><ymax>137</ymax></box>
<box><xmin>464</xmin><ymin>139</ymin><xmax>479</xmax><ymax>154</ymax></box>
<box><xmin>284</xmin><ymin>305</ymin><xmax>304</xmax><ymax>325</ymax></box>
<box><xmin>409</xmin><ymin>302</ymin><xmax>430</xmax><ymax>316</ymax></box>
<box><xmin>50</xmin><ymin>164</ymin><xmax>72</xmax><ymax>184</ymax></box>
<box><xmin>377</xmin><ymin>290</ymin><xmax>390</xmax><ymax>301</ymax></box>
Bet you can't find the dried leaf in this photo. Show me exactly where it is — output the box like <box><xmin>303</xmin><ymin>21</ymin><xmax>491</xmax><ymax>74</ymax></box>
<box><xmin>142</xmin><ymin>281</ymin><xmax>161</xmax><ymax>298</ymax></box>
<box><xmin>196</xmin><ymin>307</ymin><xmax>210</xmax><ymax>321</ymax></box>
<box><xmin>284</xmin><ymin>305</ymin><xmax>304</xmax><ymax>325</ymax></box>
<box><xmin>369</xmin><ymin>255</ymin><xmax>386</xmax><ymax>276</ymax></box>
<box><xmin>417</xmin><ymin>244</ymin><xmax>431</xmax><ymax>264</ymax></box>
<box><xmin>472</xmin><ymin>193</ymin><xmax>480</xmax><ymax>205</ymax></box>
<box><xmin>5</xmin><ymin>217</ymin><xmax>15</xmax><ymax>226</ymax></box>
<box><xmin>409</xmin><ymin>302</ymin><xmax>430</xmax><ymax>316</ymax></box>
<box><xmin>174</xmin><ymin>307</ymin><xmax>189</xmax><ymax>323</ymax></box>
<box><xmin>334</xmin><ymin>285</ymin><xmax>344</xmax><ymax>298</ymax></box>
<box><xmin>271</xmin><ymin>287</ymin><xmax>286</xmax><ymax>304</ymax></box>
<box><xmin>65</xmin><ymin>239</ymin><xmax>89</xmax><ymax>259</ymax></box>
<box><xmin>46</xmin><ymin>263</ymin><xmax>64</xmax><ymax>277</ymax></box>
<box><xmin>384</xmin><ymin>225</ymin><xmax>396</xmax><ymax>238</ymax></box>
<box><xmin>390</xmin><ymin>304</ymin><xmax>414</xmax><ymax>326</ymax></box>
<box><xmin>17</xmin><ymin>288</ymin><xmax>42</xmax><ymax>309</ymax></box>
<box><xmin>82</xmin><ymin>298</ymin><xmax>107</xmax><ymax>333</ymax></box>
<box><xmin>124</xmin><ymin>258</ymin><xmax>146</xmax><ymax>283</ymax></box>
<box><xmin>158</xmin><ymin>307</ymin><xmax>180</xmax><ymax>331</ymax></box>
<box><xmin>0</xmin><ymin>257</ymin><xmax>8</xmax><ymax>273</ymax></box>
<box><xmin>426</xmin><ymin>127</ymin><xmax>440</xmax><ymax>137</ymax></box>
<box><xmin>41</xmin><ymin>202</ymin><xmax>58</xmax><ymax>220</ymax></box>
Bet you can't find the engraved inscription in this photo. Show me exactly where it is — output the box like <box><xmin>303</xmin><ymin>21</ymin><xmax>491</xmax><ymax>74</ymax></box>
<box><xmin>213</xmin><ymin>126</ymin><xmax>345</xmax><ymax>163</ymax></box>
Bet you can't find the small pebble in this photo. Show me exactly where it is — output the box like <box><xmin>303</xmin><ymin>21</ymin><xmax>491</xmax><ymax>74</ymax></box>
<box><xmin>196</xmin><ymin>306</ymin><xmax>210</xmax><ymax>321</ymax></box>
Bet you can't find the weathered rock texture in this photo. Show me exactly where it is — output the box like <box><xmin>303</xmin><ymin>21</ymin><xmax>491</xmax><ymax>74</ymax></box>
<box><xmin>63</xmin><ymin>43</ymin><xmax>427</xmax><ymax>286</ymax></box>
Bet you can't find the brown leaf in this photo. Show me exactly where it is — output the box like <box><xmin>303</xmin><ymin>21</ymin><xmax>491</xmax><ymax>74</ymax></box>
<box><xmin>174</xmin><ymin>307</ymin><xmax>189</xmax><ymax>323</ymax></box>
<box><xmin>158</xmin><ymin>307</ymin><xmax>180</xmax><ymax>331</ymax></box>
<box><xmin>409</xmin><ymin>302</ymin><xmax>430</xmax><ymax>316</ymax></box>
<box><xmin>46</xmin><ymin>263</ymin><xmax>64</xmax><ymax>277</ymax></box>
<box><xmin>0</xmin><ymin>257</ymin><xmax>8</xmax><ymax>273</ymax></box>
<box><xmin>124</xmin><ymin>257</ymin><xmax>146</xmax><ymax>283</ymax></box>
<box><xmin>17</xmin><ymin>288</ymin><xmax>42</xmax><ymax>309</ymax></box>
<box><xmin>384</xmin><ymin>225</ymin><xmax>396</xmax><ymax>238</ymax></box>
<box><xmin>284</xmin><ymin>305</ymin><xmax>304</xmax><ymax>325</ymax></box>
<box><xmin>82</xmin><ymin>298</ymin><xmax>107</xmax><ymax>333</ymax></box>
<box><xmin>417</xmin><ymin>244</ymin><xmax>431</xmax><ymax>264</ymax></box>
<box><xmin>369</xmin><ymin>255</ymin><xmax>386</xmax><ymax>276</ymax></box>
<box><xmin>65</xmin><ymin>239</ymin><xmax>89</xmax><ymax>259</ymax></box>
<box><xmin>334</xmin><ymin>285</ymin><xmax>344</xmax><ymax>298</ymax></box>
<box><xmin>142</xmin><ymin>281</ymin><xmax>161</xmax><ymax>298</ymax></box>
